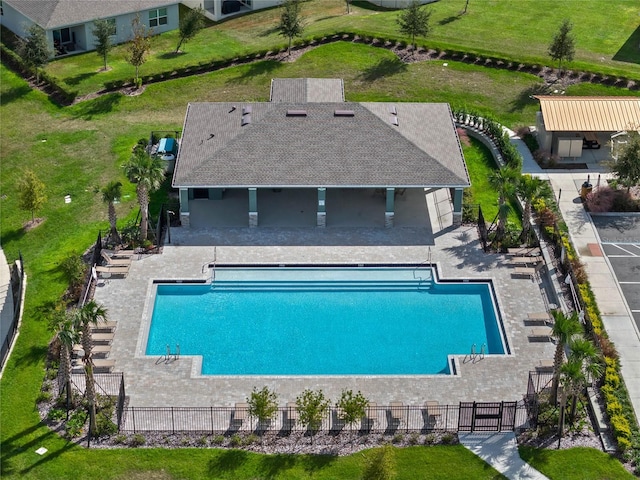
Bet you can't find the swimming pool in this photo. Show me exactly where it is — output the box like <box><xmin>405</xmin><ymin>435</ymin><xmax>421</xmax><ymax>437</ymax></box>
<box><xmin>145</xmin><ymin>267</ymin><xmax>507</xmax><ymax>375</ymax></box>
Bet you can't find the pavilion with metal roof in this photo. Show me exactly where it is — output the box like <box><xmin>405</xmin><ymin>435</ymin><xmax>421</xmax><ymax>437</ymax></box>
<box><xmin>172</xmin><ymin>79</ymin><xmax>470</xmax><ymax>228</ymax></box>
<box><xmin>534</xmin><ymin>96</ymin><xmax>640</xmax><ymax>159</ymax></box>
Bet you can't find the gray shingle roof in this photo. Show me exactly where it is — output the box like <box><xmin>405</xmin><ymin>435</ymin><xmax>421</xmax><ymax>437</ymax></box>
<box><xmin>6</xmin><ymin>0</ymin><xmax>176</xmax><ymax>29</ymax></box>
<box><xmin>173</xmin><ymin>101</ymin><xmax>470</xmax><ymax>189</ymax></box>
<box><xmin>270</xmin><ymin>78</ymin><xmax>345</xmax><ymax>103</ymax></box>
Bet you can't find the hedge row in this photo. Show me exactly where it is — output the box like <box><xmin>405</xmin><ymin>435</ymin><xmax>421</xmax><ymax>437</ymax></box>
<box><xmin>450</xmin><ymin>108</ymin><xmax>523</xmax><ymax>170</ymax></box>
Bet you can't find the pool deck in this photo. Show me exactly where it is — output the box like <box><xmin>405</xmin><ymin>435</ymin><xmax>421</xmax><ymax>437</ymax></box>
<box><xmin>93</xmin><ymin>188</ymin><xmax>556</xmax><ymax>409</ymax></box>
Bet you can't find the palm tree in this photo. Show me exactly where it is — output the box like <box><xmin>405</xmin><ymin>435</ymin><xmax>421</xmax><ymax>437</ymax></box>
<box><xmin>488</xmin><ymin>167</ymin><xmax>519</xmax><ymax>244</ymax></box>
<box><xmin>74</xmin><ymin>300</ymin><xmax>108</xmax><ymax>436</ymax></box>
<box><xmin>101</xmin><ymin>180</ymin><xmax>123</xmax><ymax>246</ymax></box>
<box><xmin>123</xmin><ymin>150</ymin><xmax>165</xmax><ymax>242</ymax></box>
<box><xmin>55</xmin><ymin>313</ymin><xmax>80</xmax><ymax>412</ymax></box>
<box><xmin>550</xmin><ymin>310</ymin><xmax>582</xmax><ymax>404</ymax></box>
<box><xmin>565</xmin><ymin>336</ymin><xmax>602</xmax><ymax>422</ymax></box>
<box><xmin>516</xmin><ymin>174</ymin><xmax>546</xmax><ymax>243</ymax></box>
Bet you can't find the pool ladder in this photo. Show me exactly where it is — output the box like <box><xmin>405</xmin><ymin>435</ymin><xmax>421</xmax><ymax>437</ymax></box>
<box><xmin>465</xmin><ymin>343</ymin><xmax>486</xmax><ymax>363</ymax></box>
<box><xmin>202</xmin><ymin>246</ymin><xmax>217</xmax><ymax>283</ymax></box>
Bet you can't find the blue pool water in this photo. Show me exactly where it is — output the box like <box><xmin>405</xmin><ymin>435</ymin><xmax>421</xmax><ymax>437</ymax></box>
<box><xmin>146</xmin><ymin>268</ymin><xmax>505</xmax><ymax>375</ymax></box>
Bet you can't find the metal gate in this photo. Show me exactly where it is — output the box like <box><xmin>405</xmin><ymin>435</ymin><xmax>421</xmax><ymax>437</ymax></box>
<box><xmin>458</xmin><ymin>401</ymin><xmax>518</xmax><ymax>432</ymax></box>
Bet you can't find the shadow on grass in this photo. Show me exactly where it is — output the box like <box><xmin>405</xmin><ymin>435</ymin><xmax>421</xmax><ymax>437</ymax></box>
<box><xmin>227</xmin><ymin>60</ymin><xmax>284</xmax><ymax>84</ymax></box>
<box><xmin>259</xmin><ymin>25</ymin><xmax>280</xmax><ymax>37</ymax></box>
<box><xmin>0</xmin><ymin>84</ymin><xmax>32</xmax><ymax>106</ymax></box>
<box><xmin>358</xmin><ymin>57</ymin><xmax>407</xmax><ymax>82</ymax></box>
<box><xmin>0</xmin><ymin>423</ymin><xmax>67</xmax><ymax>477</ymax></box>
<box><xmin>439</xmin><ymin>15</ymin><xmax>462</xmax><ymax>26</ymax></box>
<box><xmin>158</xmin><ymin>51</ymin><xmax>185</xmax><ymax>59</ymax></box>
<box><xmin>14</xmin><ymin>344</ymin><xmax>49</xmax><ymax>367</ymax></box>
<box><xmin>0</xmin><ymin>227</ymin><xmax>26</xmax><ymax>245</ymax></box>
<box><xmin>301</xmin><ymin>454</ymin><xmax>337</xmax><ymax>476</ymax></box>
<box><xmin>207</xmin><ymin>449</ymin><xmax>250</xmax><ymax>473</ymax></box>
<box><xmin>70</xmin><ymin>93</ymin><xmax>122</xmax><ymax>120</ymax></box>
<box><xmin>259</xmin><ymin>453</ymin><xmax>297</xmax><ymax>479</ymax></box>
<box><xmin>63</xmin><ymin>71</ymin><xmax>97</xmax><ymax>86</ymax></box>
<box><xmin>613</xmin><ymin>25</ymin><xmax>640</xmax><ymax>64</ymax></box>
<box><xmin>509</xmin><ymin>83</ymin><xmax>549</xmax><ymax>112</ymax></box>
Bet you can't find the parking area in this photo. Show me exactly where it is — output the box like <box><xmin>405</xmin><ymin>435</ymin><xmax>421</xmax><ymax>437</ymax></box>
<box><xmin>592</xmin><ymin>214</ymin><xmax>640</xmax><ymax>332</ymax></box>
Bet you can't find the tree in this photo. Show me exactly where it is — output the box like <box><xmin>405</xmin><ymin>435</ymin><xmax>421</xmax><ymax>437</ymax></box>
<box><xmin>488</xmin><ymin>167</ymin><xmax>518</xmax><ymax>243</ymax></box>
<box><xmin>564</xmin><ymin>336</ymin><xmax>602</xmax><ymax>423</ymax></box>
<box><xmin>102</xmin><ymin>181</ymin><xmax>123</xmax><ymax>245</ymax></box>
<box><xmin>549</xmin><ymin>310</ymin><xmax>582</xmax><ymax>404</ymax></box>
<box><xmin>396</xmin><ymin>0</ymin><xmax>432</xmax><ymax>52</ymax></box>
<box><xmin>74</xmin><ymin>300</ymin><xmax>108</xmax><ymax>436</ymax></box>
<box><xmin>336</xmin><ymin>389</ymin><xmax>368</xmax><ymax>436</ymax></box>
<box><xmin>296</xmin><ymin>389</ymin><xmax>330</xmax><ymax>443</ymax></box>
<box><xmin>93</xmin><ymin>19</ymin><xmax>116</xmax><ymax>70</ymax></box>
<box><xmin>345</xmin><ymin>0</ymin><xmax>351</xmax><ymax>14</ymax></box>
<box><xmin>18</xmin><ymin>24</ymin><xmax>51</xmax><ymax>84</ymax></box>
<box><xmin>123</xmin><ymin>150</ymin><xmax>165</xmax><ymax>241</ymax></box>
<box><xmin>176</xmin><ymin>6</ymin><xmax>206</xmax><ymax>53</ymax></box>
<box><xmin>126</xmin><ymin>15</ymin><xmax>152</xmax><ymax>86</ymax></box>
<box><xmin>277</xmin><ymin>0</ymin><xmax>304</xmax><ymax>55</ymax></box>
<box><xmin>53</xmin><ymin>311</ymin><xmax>80</xmax><ymax>413</ymax></box>
<box><xmin>610</xmin><ymin>131</ymin><xmax>640</xmax><ymax>192</ymax></box>
<box><xmin>247</xmin><ymin>386</ymin><xmax>278</xmax><ymax>433</ymax></box>
<box><xmin>517</xmin><ymin>174</ymin><xmax>546</xmax><ymax>243</ymax></box>
<box><xmin>18</xmin><ymin>169</ymin><xmax>47</xmax><ymax>222</ymax></box>
<box><xmin>548</xmin><ymin>19</ymin><xmax>575</xmax><ymax>75</ymax></box>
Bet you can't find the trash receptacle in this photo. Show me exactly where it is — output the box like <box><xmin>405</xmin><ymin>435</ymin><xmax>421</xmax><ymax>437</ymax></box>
<box><xmin>580</xmin><ymin>182</ymin><xmax>593</xmax><ymax>200</ymax></box>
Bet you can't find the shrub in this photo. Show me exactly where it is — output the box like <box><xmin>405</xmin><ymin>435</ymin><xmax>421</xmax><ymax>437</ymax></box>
<box><xmin>95</xmin><ymin>413</ymin><xmax>118</xmax><ymax>437</ymax></box>
<box><xmin>408</xmin><ymin>432</ymin><xmax>420</xmax><ymax>445</ymax></box>
<box><xmin>36</xmin><ymin>391</ymin><xmax>53</xmax><ymax>403</ymax></box>
<box><xmin>423</xmin><ymin>433</ymin><xmax>436</xmax><ymax>445</ymax></box>
<box><xmin>65</xmin><ymin>410</ymin><xmax>87</xmax><ymax>438</ymax></box>
<box><xmin>129</xmin><ymin>433</ymin><xmax>146</xmax><ymax>447</ymax></box>
<box><xmin>60</xmin><ymin>255</ymin><xmax>86</xmax><ymax>290</ymax></box>
<box><xmin>47</xmin><ymin>408</ymin><xmax>66</xmax><ymax>421</ymax></box>
<box><xmin>229</xmin><ymin>434</ymin><xmax>242</xmax><ymax>447</ymax></box>
<box><xmin>243</xmin><ymin>434</ymin><xmax>259</xmax><ymax>446</ymax></box>
<box><xmin>113</xmin><ymin>434</ymin><xmax>127</xmax><ymax>444</ymax></box>
<box><xmin>197</xmin><ymin>436</ymin><xmax>208</xmax><ymax>446</ymax></box>
<box><xmin>392</xmin><ymin>433</ymin><xmax>404</xmax><ymax>444</ymax></box>
<box><xmin>611</xmin><ymin>414</ymin><xmax>632</xmax><ymax>439</ymax></box>
<box><xmin>441</xmin><ymin>433</ymin><xmax>456</xmax><ymax>444</ymax></box>
<box><xmin>211</xmin><ymin>434</ymin><xmax>225</xmax><ymax>445</ymax></box>
<box><xmin>585</xmin><ymin>187</ymin><xmax>615</xmax><ymax>212</ymax></box>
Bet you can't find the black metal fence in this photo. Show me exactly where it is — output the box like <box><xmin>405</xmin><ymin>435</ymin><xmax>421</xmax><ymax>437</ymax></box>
<box><xmin>115</xmin><ymin>400</ymin><xmax>535</xmax><ymax>435</ymax></box>
<box><xmin>1</xmin><ymin>252</ymin><xmax>25</xmax><ymax>371</ymax></box>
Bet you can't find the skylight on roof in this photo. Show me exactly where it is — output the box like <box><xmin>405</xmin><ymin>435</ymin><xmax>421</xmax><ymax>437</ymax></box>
<box><xmin>334</xmin><ymin>110</ymin><xmax>355</xmax><ymax>117</ymax></box>
<box><xmin>242</xmin><ymin>106</ymin><xmax>252</xmax><ymax>115</ymax></box>
<box><xmin>241</xmin><ymin>114</ymin><xmax>252</xmax><ymax>126</ymax></box>
<box><xmin>391</xmin><ymin>116</ymin><xmax>399</xmax><ymax>126</ymax></box>
<box><xmin>390</xmin><ymin>106</ymin><xmax>397</xmax><ymax>115</ymax></box>
<box><xmin>286</xmin><ymin>110</ymin><xmax>307</xmax><ymax>117</ymax></box>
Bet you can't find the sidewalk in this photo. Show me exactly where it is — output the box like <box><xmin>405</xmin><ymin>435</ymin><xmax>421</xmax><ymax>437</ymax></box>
<box><xmin>459</xmin><ymin>433</ymin><xmax>550</xmax><ymax>480</ymax></box>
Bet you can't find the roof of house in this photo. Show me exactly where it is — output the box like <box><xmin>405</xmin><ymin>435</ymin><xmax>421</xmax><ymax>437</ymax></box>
<box><xmin>270</xmin><ymin>78</ymin><xmax>345</xmax><ymax>103</ymax></box>
<box><xmin>535</xmin><ymin>96</ymin><xmax>640</xmax><ymax>132</ymax></box>
<box><xmin>172</xmin><ymin>101</ymin><xmax>470</xmax><ymax>189</ymax></box>
<box><xmin>5</xmin><ymin>0</ymin><xmax>176</xmax><ymax>29</ymax></box>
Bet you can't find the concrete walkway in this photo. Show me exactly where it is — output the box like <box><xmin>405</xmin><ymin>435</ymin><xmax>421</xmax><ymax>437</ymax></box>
<box><xmin>459</xmin><ymin>433</ymin><xmax>550</xmax><ymax>480</ymax></box>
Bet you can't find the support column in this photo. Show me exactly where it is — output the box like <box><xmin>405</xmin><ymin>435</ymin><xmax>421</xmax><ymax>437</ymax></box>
<box><xmin>453</xmin><ymin>188</ymin><xmax>464</xmax><ymax>226</ymax></box>
<box><xmin>179</xmin><ymin>188</ymin><xmax>190</xmax><ymax>227</ymax></box>
<box><xmin>317</xmin><ymin>187</ymin><xmax>326</xmax><ymax>227</ymax></box>
<box><xmin>248</xmin><ymin>188</ymin><xmax>258</xmax><ymax>227</ymax></box>
<box><xmin>385</xmin><ymin>187</ymin><xmax>395</xmax><ymax>228</ymax></box>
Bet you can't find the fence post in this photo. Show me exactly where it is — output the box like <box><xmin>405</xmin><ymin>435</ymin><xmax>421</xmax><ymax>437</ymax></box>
<box><xmin>171</xmin><ymin>407</ymin><xmax>175</xmax><ymax>435</ymax></box>
<box><xmin>211</xmin><ymin>406</ymin><xmax>214</xmax><ymax>435</ymax></box>
<box><xmin>132</xmin><ymin>407</ymin><xmax>136</xmax><ymax>434</ymax></box>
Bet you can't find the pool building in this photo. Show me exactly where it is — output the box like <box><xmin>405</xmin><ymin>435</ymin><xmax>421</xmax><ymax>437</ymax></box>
<box><xmin>171</xmin><ymin>78</ymin><xmax>471</xmax><ymax>229</ymax></box>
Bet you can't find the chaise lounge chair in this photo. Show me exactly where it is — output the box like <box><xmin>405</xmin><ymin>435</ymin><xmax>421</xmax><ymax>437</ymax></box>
<box><xmin>509</xmin><ymin>256</ymin><xmax>542</xmax><ymax>266</ymax></box>
<box><xmin>101</xmin><ymin>251</ymin><xmax>132</xmax><ymax>266</ymax></box>
<box><xmin>526</xmin><ymin>312</ymin><xmax>553</xmax><ymax>325</ymax></box>
<box><xmin>95</xmin><ymin>265</ymin><xmax>130</xmax><ymax>278</ymax></box>
<box><xmin>91</xmin><ymin>332</ymin><xmax>115</xmax><ymax>344</ymax></box>
<box><xmin>233</xmin><ymin>402</ymin><xmax>249</xmax><ymax>425</ymax></box>
<box><xmin>528</xmin><ymin>326</ymin><xmax>553</xmax><ymax>342</ymax></box>
<box><xmin>73</xmin><ymin>344</ymin><xmax>111</xmax><ymax>356</ymax></box>
<box><xmin>102</xmin><ymin>249</ymin><xmax>136</xmax><ymax>258</ymax></box>
<box><xmin>536</xmin><ymin>359</ymin><xmax>554</xmax><ymax>371</ymax></box>
<box><xmin>424</xmin><ymin>401</ymin><xmax>442</xmax><ymax>429</ymax></box>
<box><xmin>389</xmin><ymin>402</ymin><xmax>406</xmax><ymax>425</ymax></box>
<box><xmin>286</xmin><ymin>402</ymin><xmax>298</xmax><ymax>425</ymax></box>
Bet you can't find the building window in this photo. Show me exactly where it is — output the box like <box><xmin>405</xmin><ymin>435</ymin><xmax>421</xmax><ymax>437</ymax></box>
<box><xmin>149</xmin><ymin>8</ymin><xmax>167</xmax><ymax>28</ymax></box>
<box><xmin>107</xmin><ymin>18</ymin><xmax>116</xmax><ymax>36</ymax></box>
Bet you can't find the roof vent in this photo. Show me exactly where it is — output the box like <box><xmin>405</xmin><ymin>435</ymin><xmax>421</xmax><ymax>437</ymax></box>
<box><xmin>390</xmin><ymin>105</ymin><xmax>397</xmax><ymax>115</ymax></box>
<box><xmin>242</xmin><ymin>105</ymin><xmax>252</xmax><ymax>115</ymax></box>
<box><xmin>286</xmin><ymin>109</ymin><xmax>307</xmax><ymax>117</ymax></box>
<box><xmin>334</xmin><ymin>109</ymin><xmax>355</xmax><ymax>117</ymax></box>
<box><xmin>391</xmin><ymin>116</ymin><xmax>399</xmax><ymax>126</ymax></box>
<box><xmin>241</xmin><ymin>114</ymin><xmax>252</xmax><ymax>126</ymax></box>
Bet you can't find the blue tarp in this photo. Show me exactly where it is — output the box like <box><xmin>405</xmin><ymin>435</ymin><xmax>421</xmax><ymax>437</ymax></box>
<box><xmin>158</xmin><ymin>137</ymin><xmax>176</xmax><ymax>154</ymax></box>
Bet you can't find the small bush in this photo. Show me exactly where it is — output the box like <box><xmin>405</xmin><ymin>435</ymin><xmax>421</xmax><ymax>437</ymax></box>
<box><xmin>408</xmin><ymin>432</ymin><xmax>420</xmax><ymax>445</ymax></box>
<box><xmin>95</xmin><ymin>413</ymin><xmax>118</xmax><ymax>437</ymax></box>
<box><xmin>392</xmin><ymin>433</ymin><xmax>404</xmax><ymax>444</ymax></box>
<box><xmin>211</xmin><ymin>434</ymin><xmax>225</xmax><ymax>445</ymax></box>
<box><xmin>65</xmin><ymin>410</ymin><xmax>87</xmax><ymax>438</ymax></box>
<box><xmin>129</xmin><ymin>433</ymin><xmax>146</xmax><ymax>447</ymax></box>
<box><xmin>441</xmin><ymin>433</ymin><xmax>456</xmax><ymax>444</ymax></box>
<box><xmin>585</xmin><ymin>187</ymin><xmax>615</xmax><ymax>212</ymax></box>
<box><xmin>229</xmin><ymin>434</ymin><xmax>242</xmax><ymax>447</ymax></box>
<box><xmin>48</xmin><ymin>408</ymin><xmax>66</xmax><ymax>421</ymax></box>
<box><xmin>113</xmin><ymin>434</ymin><xmax>127</xmax><ymax>444</ymax></box>
<box><xmin>197</xmin><ymin>436</ymin><xmax>208</xmax><ymax>446</ymax></box>
<box><xmin>243</xmin><ymin>434</ymin><xmax>259</xmax><ymax>446</ymax></box>
<box><xmin>423</xmin><ymin>433</ymin><xmax>436</xmax><ymax>445</ymax></box>
<box><xmin>36</xmin><ymin>391</ymin><xmax>53</xmax><ymax>403</ymax></box>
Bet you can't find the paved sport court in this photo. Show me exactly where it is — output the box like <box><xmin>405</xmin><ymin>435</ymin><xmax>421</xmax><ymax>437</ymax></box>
<box><xmin>592</xmin><ymin>214</ymin><xmax>640</xmax><ymax>332</ymax></box>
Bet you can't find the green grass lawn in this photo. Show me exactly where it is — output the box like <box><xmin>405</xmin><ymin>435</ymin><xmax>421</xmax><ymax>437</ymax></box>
<box><xmin>40</xmin><ymin>0</ymin><xmax>640</xmax><ymax>96</ymax></box>
<box><xmin>1</xmin><ymin>20</ymin><xmax>638</xmax><ymax>479</ymax></box>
